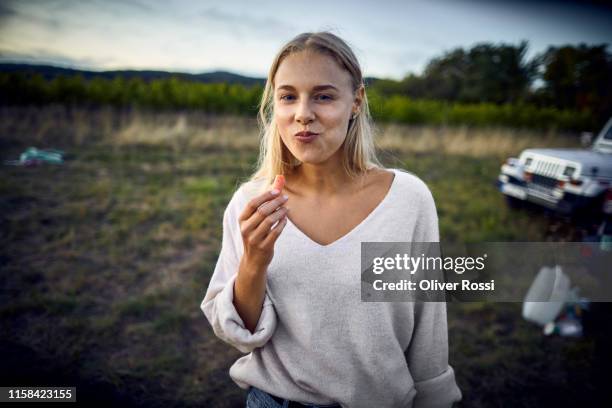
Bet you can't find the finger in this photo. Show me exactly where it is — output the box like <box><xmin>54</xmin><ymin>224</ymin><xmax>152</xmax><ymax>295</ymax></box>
<box><xmin>239</xmin><ymin>189</ymin><xmax>283</xmax><ymax>222</ymax></box>
<box><xmin>240</xmin><ymin>194</ymin><xmax>289</xmax><ymax>236</ymax></box>
<box><xmin>257</xmin><ymin>194</ymin><xmax>289</xmax><ymax>216</ymax></box>
<box><xmin>261</xmin><ymin>212</ymin><xmax>288</xmax><ymax>248</ymax></box>
<box><xmin>250</xmin><ymin>206</ymin><xmax>288</xmax><ymax>243</ymax></box>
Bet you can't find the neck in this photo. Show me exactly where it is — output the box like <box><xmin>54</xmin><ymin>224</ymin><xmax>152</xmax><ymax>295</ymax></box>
<box><xmin>287</xmin><ymin>162</ymin><xmax>357</xmax><ymax>197</ymax></box>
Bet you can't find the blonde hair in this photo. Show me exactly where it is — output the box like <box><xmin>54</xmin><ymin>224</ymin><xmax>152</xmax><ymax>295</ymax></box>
<box><xmin>243</xmin><ymin>31</ymin><xmax>384</xmax><ymax>194</ymax></box>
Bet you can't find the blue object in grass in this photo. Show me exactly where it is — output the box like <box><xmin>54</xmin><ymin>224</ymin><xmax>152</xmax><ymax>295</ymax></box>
<box><xmin>4</xmin><ymin>147</ymin><xmax>65</xmax><ymax>166</ymax></box>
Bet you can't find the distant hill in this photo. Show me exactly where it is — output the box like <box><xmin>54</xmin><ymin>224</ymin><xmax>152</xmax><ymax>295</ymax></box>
<box><xmin>0</xmin><ymin>63</ymin><xmax>381</xmax><ymax>87</ymax></box>
<box><xmin>0</xmin><ymin>63</ymin><xmax>266</xmax><ymax>86</ymax></box>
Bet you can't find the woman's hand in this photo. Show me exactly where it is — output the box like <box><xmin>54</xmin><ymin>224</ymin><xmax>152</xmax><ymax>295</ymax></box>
<box><xmin>238</xmin><ymin>175</ymin><xmax>289</xmax><ymax>272</ymax></box>
<box><xmin>234</xmin><ymin>175</ymin><xmax>288</xmax><ymax>333</ymax></box>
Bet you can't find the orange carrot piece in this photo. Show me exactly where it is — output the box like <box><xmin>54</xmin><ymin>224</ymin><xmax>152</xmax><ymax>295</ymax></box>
<box><xmin>273</xmin><ymin>174</ymin><xmax>285</xmax><ymax>192</ymax></box>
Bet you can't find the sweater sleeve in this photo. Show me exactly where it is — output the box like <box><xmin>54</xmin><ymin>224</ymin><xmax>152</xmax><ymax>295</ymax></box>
<box><xmin>412</xmin><ymin>178</ymin><xmax>440</xmax><ymax>243</ymax></box>
<box><xmin>406</xmin><ymin>179</ymin><xmax>462</xmax><ymax>407</ymax></box>
<box><xmin>200</xmin><ymin>191</ymin><xmax>278</xmax><ymax>354</ymax></box>
<box><xmin>406</xmin><ymin>301</ymin><xmax>462</xmax><ymax>408</ymax></box>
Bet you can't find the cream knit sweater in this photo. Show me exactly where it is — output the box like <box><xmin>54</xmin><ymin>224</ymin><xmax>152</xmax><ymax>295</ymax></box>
<box><xmin>201</xmin><ymin>168</ymin><xmax>462</xmax><ymax>408</ymax></box>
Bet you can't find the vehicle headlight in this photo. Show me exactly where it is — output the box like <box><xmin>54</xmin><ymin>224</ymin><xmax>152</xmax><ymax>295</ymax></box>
<box><xmin>563</xmin><ymin>166</ymin><xmax>576</xmax><ymax>178</ymax></box>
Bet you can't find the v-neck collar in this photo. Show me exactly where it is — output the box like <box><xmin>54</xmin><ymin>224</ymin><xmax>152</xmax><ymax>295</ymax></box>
<box><xmin>285</xmin><ymin>168</ymin><xmax>399</xmax><ymax>249</ymax></box>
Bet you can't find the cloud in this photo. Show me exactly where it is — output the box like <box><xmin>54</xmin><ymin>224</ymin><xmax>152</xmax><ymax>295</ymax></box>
<box><xmin>199</xmin><ymin>6</ymin><xmax>294</xmax><ymax>41</ymax></box>
<box><xmin>0</xmin><ymin>0</ymin><xmax>65</xmax><ymax>33</ymax></box>
<box><xmin>0</xmin><ymin>2</ymin><xmax>17</xmax><ymax>19</ymax></box>
<box><xmin>87</xmin><ymin>0</ymin><xmax>155</xmax><ymax>18</ymax></box>
<box><xmin>0</xmin><ymin>48</ymin><xmax>106</xmax><ymax>70</ymax></box>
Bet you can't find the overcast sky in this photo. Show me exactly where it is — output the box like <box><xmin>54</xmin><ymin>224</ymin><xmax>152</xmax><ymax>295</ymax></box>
<box><xmin>0</xmin><ymin>0</ymin><xmax>610</xmax><ymax>80</ymax></box>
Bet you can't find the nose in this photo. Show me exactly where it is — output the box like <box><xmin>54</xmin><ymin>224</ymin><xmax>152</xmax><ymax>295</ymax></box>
<box><xmin>295</xmin><ymin>99</ymin><xmax>315</xmax><ymax>125</ymax></box>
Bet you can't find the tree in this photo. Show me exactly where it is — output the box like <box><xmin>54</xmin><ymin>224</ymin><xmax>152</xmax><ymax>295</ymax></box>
<box><xmin>422</xmin><ymin>41</ymin><xmax>537</xmax><ymax>104</ymax></box>
<box><xmin>536</xmin><ymin>44</ymin><xmax>612</xmax><ymax>124</ymax></box>
<box><xmin>371</xmin><ymin>41</ymin><xmax>538</xmax><ymax>105</ymax></box>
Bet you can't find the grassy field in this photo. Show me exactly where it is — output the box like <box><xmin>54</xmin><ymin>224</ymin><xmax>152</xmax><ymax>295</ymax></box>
<box><xmin>0</xmin><ymin>107</ymin><xmax>597</xmax><ymax>407</ymax></box>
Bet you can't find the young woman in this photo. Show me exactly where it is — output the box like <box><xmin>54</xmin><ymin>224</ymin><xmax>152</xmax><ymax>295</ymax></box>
<box><xmin>202</xmin><ymin>32</ymin><xmax>462</xmax><ymax>408</ymax></box>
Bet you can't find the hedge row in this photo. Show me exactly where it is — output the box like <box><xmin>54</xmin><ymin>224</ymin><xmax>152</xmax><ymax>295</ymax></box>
<box><xmin>0</xmin><ymin>73</ymin><xmax>594</xmax><ymax>131</ymax></box>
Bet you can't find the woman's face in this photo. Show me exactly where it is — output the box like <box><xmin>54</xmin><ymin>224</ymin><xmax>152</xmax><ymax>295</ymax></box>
<box><xmin>273</xmin><ymin>50</ymin><xmax>362</xmax><ymax>166</ymax></box>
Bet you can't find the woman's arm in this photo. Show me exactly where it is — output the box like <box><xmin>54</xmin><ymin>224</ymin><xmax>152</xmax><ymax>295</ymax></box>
<box><xmin>201</xmin><ymin>192</ymin><xmax>281</xmax><ymax>353</ymax></box>
<box><xmin>232</xmin><ymin>176</ymin><xmax>288</xmax><ymax>332</ymax></box>
<box><xmin>407</xmin><ymin>180</ymin><xmax>462</xmax><ymax>407</ymax></box>
<box><xmin>234</xmin><ymin>253</ymin><xmax>269</xmax><ymax>333</ymax></box>
<box><xmin>406</xmin><ymin>301</ymin><xmax>461</xmax><ymax>408</ymax></box>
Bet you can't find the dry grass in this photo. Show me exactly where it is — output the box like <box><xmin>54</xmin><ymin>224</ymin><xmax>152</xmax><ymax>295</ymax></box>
<box><xmin>0</xmin><ymin>106</ymin><xmax>593</xmax><ymax>408</ymax></box>
<box><xmin>111</xmin><ymin>113</ymin><xmax>259</xmax><ymax>151</ymax></box>
<box><xmin>375</xmin><ymin>123</ymin><xmax>580</xmax><ymax>159</ymax></box>
<box><xmin>0</xmin><ymin>106</ymin><xmax>581</xmax><ymax>158</ymax></box>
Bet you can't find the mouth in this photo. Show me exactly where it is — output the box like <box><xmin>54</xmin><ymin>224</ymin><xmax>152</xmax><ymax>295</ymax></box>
<box><xmin>294</xmin><ymin>131</ymin><xmax>319</xmax><ymax>143</ymax></box>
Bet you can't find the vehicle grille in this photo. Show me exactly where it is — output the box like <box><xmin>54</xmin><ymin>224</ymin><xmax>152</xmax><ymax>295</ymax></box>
<box><xmin>530</xmin><ymin>174</ymin><xmax>558</xmax><ymax>188</ymax></box>
<box><xmin>532</xmin><ymin>160</ymin><xmax>563</xmax><ymax>178</ymax></box>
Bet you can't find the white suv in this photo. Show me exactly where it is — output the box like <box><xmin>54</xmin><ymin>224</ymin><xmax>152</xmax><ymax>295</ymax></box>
<box><xmin>498</xmin><ymin>117</ymin><xmax>612</xmax><ymax>217</ymax></box>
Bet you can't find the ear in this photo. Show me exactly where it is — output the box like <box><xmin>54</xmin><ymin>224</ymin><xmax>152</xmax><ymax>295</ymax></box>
<box><xmin>352</xmin><ymin>85</ymin><xmax>365</xmax><ymax>116</ymax></box>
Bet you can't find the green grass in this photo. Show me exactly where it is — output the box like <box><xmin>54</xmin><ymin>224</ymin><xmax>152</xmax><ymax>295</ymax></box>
<box><xmin>0</xmin><ymin>110</ymin><xmax>595</xmax><ymax>407</ymax></box>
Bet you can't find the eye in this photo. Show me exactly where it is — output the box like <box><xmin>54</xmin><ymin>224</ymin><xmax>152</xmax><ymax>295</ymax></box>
<box><xmin>279</xmin><ymin>94</ymin><xmax>295</xmax><ymax>101</ymax></box>
<box><xmin>316</xmin><ymin>94</ymin><xmax>333</xmax><ymax>101</ymax></box>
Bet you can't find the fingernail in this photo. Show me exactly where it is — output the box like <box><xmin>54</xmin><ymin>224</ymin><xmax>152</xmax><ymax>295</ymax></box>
<box><xmin>271</xmin><ymin>189</ymin><xmax>280</xmax><ymax>195</ymax></box>
<box><xmin>282</xmin><ymin>194</ymin><xmax>288</xmax><ymax>200</ymax></box>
